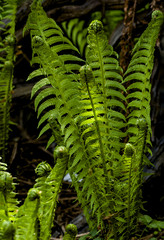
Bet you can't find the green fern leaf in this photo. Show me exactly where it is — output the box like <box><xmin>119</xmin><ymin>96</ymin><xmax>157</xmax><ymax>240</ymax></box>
<box><xmin>0</xmin><ymin>0</ymin><xmax>17</xmax><ymax>162</ymax></box>
<box><xmin>38</xmin><ymin>146</ymin><xmax>68</xmax><ymax>240</ymax></box>
<box><xmin>0</xmin><ymin>162</ymin><xmax>18</xmax><ymax>224</ymax></box>
<box><xmin>62</xmin><ymin>18</ymin><xmax>87</xmax><ymax>57</ymax></box>
<box><xmin>25</xmin><ymin>1</ymin><xmax>85</xmax><ymax>149</ymax></box>
<box><xmin>86</xmin><ymin>20</ymin><xmax>127</xmax><ymax>163</ymax></box>
<box><xmin>15</xmin><ymin>188</ymin><xmax>40</xmax><ymax>240</ymax></box>
<box><xmin>124</xmin><ymin>10</ymin><xmax>164</xmax><ymax>154</ymax></box>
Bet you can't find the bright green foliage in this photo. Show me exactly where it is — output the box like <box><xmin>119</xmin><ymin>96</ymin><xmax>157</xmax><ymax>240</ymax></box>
<box><xmin>25</xmin><ymin>0</ymin><xmax>84</xmax><ymax>150</ymax></box>
<box><xmin>139</xmin><ymin>214</ymin><xmax>164</xmax><ymax>231</ymax></box>
<box><xmin>14</xmin><ymin>188</ymin><xmax>41</xmax><ymax>240</ymax></box>
<box><xmin>0</xmin><ymin>146</ymin><xmax>68</xmax><ymax>240</ymax></box>
<box><xmin>0</xmin><ymin>0</ymin><xmax>17</xmax><ymax>162</ymax></box>
<box><xmin>62</xmin><ymin>18</ymin><xmax>88</xmax><ymax>57</ymax></box>
<box><xmin>0</xmin><ymin>162</ymin><xmax>18</xmax><ymax>222</ymax></box>
<box><xmin>0</xmin><ymin>220</ymin><xmax>15</xmax><ymax>240</ymax></box>
<box><xmin>63</xmin><ymin>224</ymin><xmax>77</xmax><ymax>240</ymax></box>
<box><xmin>0</xmin><ymin>162</ymin><xmax>18</xmax><ymax>240</ymax></box>
<box><xmin>0</xmin><ymin>1</ymin><xmax>163</xmax><ymax>239</ymax></box>
<box><xmin>124</xmin><ymin>10</ymin><xmax>164</xmax><ymax>155</ymax></box>
<box><xmin>113</xmin><ymin>119</ymin><xmax>148</xmax><ymax>239</ymax></box>
<box><xmin>37</xmin><ymin>146</ymin><xmax>68</xmax><ymax>240</ymax></box>
<box><xmin>61</xmin><ymin>10</ymin><xmax>124</xmax><ymax>57</ymax></box>
<box><xmin>86</xmin><ymin>20</ymin><xmax>126</xmax><ymax>162</ymax></box>
<box><xmin>23</xmin><ymin>1</ymin><xmax>163</xmax><ymax>239</ymax></box>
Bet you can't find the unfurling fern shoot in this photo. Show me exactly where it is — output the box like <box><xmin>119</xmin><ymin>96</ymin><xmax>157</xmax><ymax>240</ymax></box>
<box><xmin>63</xmin><ymin>224</ymin><xmax>77</xmax><ymax>240</ymax></box>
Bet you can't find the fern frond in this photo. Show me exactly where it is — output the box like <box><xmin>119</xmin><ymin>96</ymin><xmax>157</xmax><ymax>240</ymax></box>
<box><xmin>79</xmin><ymin>65</ymin><xmax>109</xmax><ymax>178</ymax></box>
<box><xmin>115</xmin><ymin>143</ymin><xmax>137</xmax><ymax>238</ymax></box>
<box><xmin>28</xmin><ymin>34</ymin><xmax>87</xmax><ymax>177</ymax></box>
<box><xmin>15</xmin><ymin>188</ymin><xmax>41</xmax><ymax>240</ymax></box>
<box><xmin>34</xmin><ymin>161</ymin><xmax>52</xmax><ymax>189</ymax></box>
<box><xmin>71</xmin><ymin>65</ymin><xmax>114</xmax><ymax>229</ymax></box>
<box><xmin>37</xmin><ymin>146</ymin><xmax>68</xmax><ymax>240</ymax></box>
<box><xmin>63</xmin><ymin>224</ymin><xmax>77</xmax><ymax>240</ymax></box>
<box><xmin>24</xmin><ymin>1</ymin><xmax>83</xmax><ymax>70</ymax></box>
<box><xmin>0</xmin><ymin>61</ymin><xmax>13</xmax><ymax>161</ymax></box>
<box><xmin>0</xmin><ymin>162</ymin><xmax>18</xmax><ymax>223</ymax></box>
<box><xmin>124</xmin><ymin>10</ymin><xmax>164</xmax><ymax>155</ymax></box>
<box><xmin>112</xmin><ymin>118</ymin><xmax>148</xmax><ymax>239</ymax></box>
<box><xmin>24</xmin><ymin>1</ymin><xmax>84</xmax><ymax>147</ymax></box>
<box><xmin>26</xmin><ymin>21</ymin><xmax>101</xmax><ymax>229</ymax></box>
<box><xmin>62</xmin><ymin>18</ymin><xmax>87</xmax><ymax>57</ymax></box>
<box><xmin>0</xmin><ymin>0</ymin><xmax>17</xmax><ymax>162</ymax></box>
<box><xmin>86</xmin><ymin>20</ymin><xmax>127</xmax><ymax>164</ymax></box>
<box><xmin>0</xmin><ymin>220</ymin><xmax>15</xmax><ymax>240</ymax></box>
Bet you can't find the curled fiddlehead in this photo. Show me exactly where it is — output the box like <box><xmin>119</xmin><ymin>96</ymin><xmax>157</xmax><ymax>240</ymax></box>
<box><xmin>35</xmin><ymin>161</ymin><xmax>52</xmax><ymax>177</ymax></box>
<box><xmin>63</xmin><ymin>224</ymin><xmax>77</xmax><ymax>240</ymax></box>
<box><xmin>0</xmin><ymin>220</ymin><xmax>15</xmax><ymax>240</ymax></box>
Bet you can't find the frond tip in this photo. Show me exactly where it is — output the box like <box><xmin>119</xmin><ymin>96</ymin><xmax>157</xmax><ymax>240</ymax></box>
<box><xmin>124</xmin><ymin>143</ymin><xmax>135</xmax><ymax>157</ymax></box>
<box><xmin>1</xmin><ymin>220</ymin><xmax>15</xmax><ymax>240</ymax></box>
<box><xmin>53</xmin><ymin>146</ymin><xmax>68</xmax><ymax>160</ymax></box>
<box><xmin>63</xmin><ymin>224</ymin><xmax>78</xmax><ymax>240</ymax></box>
<box><xmin>35</xmin><ymin>161</ymin><xmax>52</xmax><ymax>177</ymax></box>
<box><xmin>152</xmin><ymin>9</ymin><xmax>163</xmax><ymax>22</ymax></box>
<box><xmin>88</xmin><ymin>20</ymin><xmax>103</xmax><ymax>33</ymax></box>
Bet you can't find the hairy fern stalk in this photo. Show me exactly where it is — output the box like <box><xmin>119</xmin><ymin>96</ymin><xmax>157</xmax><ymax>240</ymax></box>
<box><xmin>0</xmin><ymin>1</ymin><xmax>161</xmax><ymax>239</ymax></box>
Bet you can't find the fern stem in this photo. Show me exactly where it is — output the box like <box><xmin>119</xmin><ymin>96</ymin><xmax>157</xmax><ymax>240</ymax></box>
<box><xmin>134</xmin><ymin>119</ymin><xmax>148</xmax><ymax>218</ymax></box>
<box><xmin>126</xmin><ymin>144</ymin><xmax>134</xmax><ymax>239</ymax></box>
<box><xmin>96</xmin><ymin>34</ymin><xmax>113</xmax><ymax>173</ymax></box>
<box><xmin>2</xmin><ymin>63</ymin><xmax>13</xmax><ymax>162</ymax></box>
